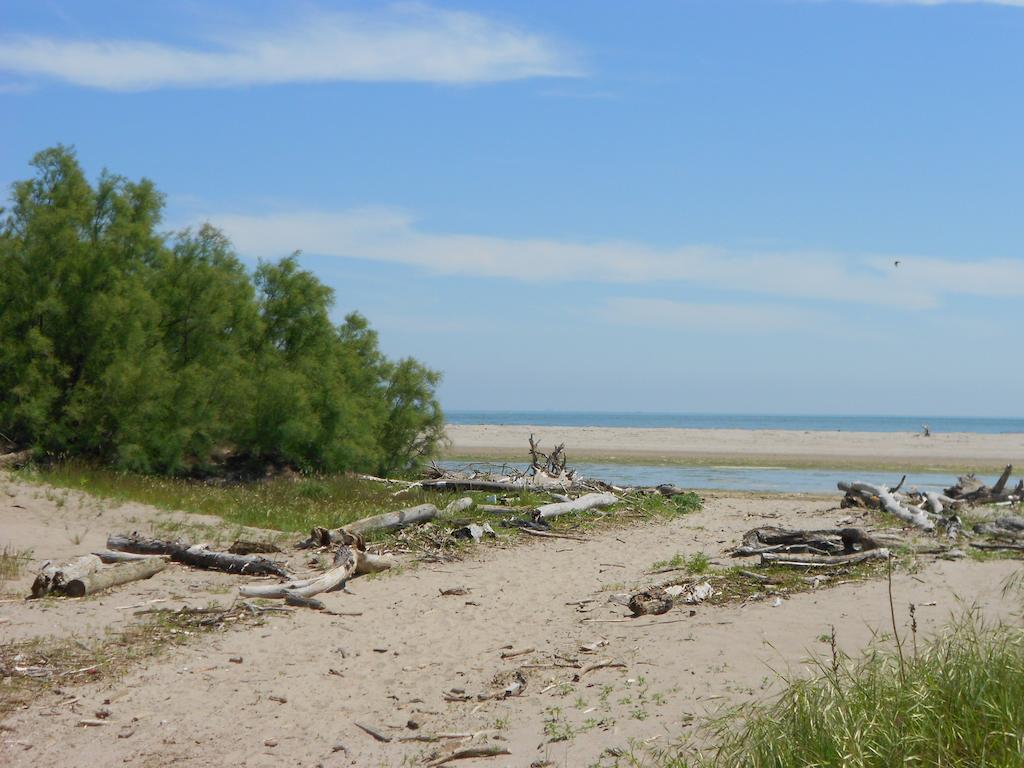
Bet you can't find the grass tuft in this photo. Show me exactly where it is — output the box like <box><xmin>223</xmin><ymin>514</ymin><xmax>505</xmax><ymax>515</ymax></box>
<box><xmin>609</xmin><ymin>607</ymin><xmax>1024</xmax><ymax>768</ymax></box>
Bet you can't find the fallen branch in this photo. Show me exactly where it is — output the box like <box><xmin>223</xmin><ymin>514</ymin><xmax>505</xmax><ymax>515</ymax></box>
<box><xmin>426</xmin><ymin>746</ymin><xmax>511</xmax><ymax>766</ymax></box>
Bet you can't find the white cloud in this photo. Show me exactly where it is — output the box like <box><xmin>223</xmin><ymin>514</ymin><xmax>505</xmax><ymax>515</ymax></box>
<box><xmin>0</xmin><ymin>6</ymin><xmax>579</xmax><ymax>91</ymax></box>
<box><xmin>202</xmin><ymin>206</ymin><xmax>1024</xmax><ymax>309</ymax></box>
<box><xmin>602</xmin><ymin>298</ymin><xmax>824</xmax><ymax>333</ymax></box>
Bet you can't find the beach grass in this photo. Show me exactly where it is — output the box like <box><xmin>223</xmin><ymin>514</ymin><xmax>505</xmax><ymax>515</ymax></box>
<box><xmin>614</xmin><ymin>605</ymin><xmax>1024</xmax><ymax>768</ymax></box>
<box><xmin>16</xmin><ymin>461</ymin><xmax>698</xmax><ymax>540</ymax></box>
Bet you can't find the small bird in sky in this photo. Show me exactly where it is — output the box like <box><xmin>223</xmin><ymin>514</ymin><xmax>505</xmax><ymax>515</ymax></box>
<box><xmin>894</xmin><ymin>260</ymin><xmax>901</xmax><ymax>267</ymax></box>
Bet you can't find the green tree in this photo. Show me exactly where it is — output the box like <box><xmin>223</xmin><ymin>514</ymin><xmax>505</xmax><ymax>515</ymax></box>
<box><xmin>0</xmin><ymin>146</ymin><xmax>445</xmax><ymax>475</ymax></box>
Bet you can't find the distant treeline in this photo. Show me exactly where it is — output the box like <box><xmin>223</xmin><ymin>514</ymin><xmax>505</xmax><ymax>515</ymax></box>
<box><xmin>0</xmin><ymin>146</ymin><xmax>444</xmax><ymax>475</ymax></box>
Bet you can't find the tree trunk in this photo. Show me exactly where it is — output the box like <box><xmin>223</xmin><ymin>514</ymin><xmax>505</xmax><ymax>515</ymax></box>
<box><xmin>64</xmin><ymin>558</ymin><xmax>168</xmax><ymax>597</ymax></box>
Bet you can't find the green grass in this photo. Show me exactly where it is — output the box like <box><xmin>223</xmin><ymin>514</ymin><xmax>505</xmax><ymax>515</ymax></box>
<box><xmin>609</xmin><ymin>607</ymin><xmax>1024</xmax><ymax>768</ymax></box>
<box><xmin>0</xmin><ymin>544</ymin><xmax>33</xmax><ymax>591</ymax></box>
<box><xmin>16</xmin><ymin>461</ymin><xmax>699</xmax><ymax>541</ymax></box>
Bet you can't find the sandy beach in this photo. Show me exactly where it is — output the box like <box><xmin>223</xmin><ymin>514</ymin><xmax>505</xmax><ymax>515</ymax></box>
<box><xmin>444</xmin><ymin>424</ymin><xmax>1024</xmax><ymax>472</ymax></box>
<box><xmin>2</xmin><ymin>474</ymin><xmax>1019</xmax><ymax>767</ymax></box>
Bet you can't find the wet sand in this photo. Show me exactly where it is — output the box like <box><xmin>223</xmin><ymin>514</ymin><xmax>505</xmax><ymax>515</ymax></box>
<box><xmin>444</xmin><ymin>424</ymin><xmax>1024</xmax><ymax>472</ymax></box>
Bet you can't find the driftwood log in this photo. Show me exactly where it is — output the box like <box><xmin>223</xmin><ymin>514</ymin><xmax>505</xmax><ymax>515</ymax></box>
<box><xmin>760</xmin><ymin>548</ymin><xmax>890</xmax><ymax>568</ymax></box>
<box><xmin>106</xmin><ymin>534</ymin><xmax>289</xmax><ymax>577</ymax></box>
<box><xmin>63</xmin><ymin>558</ymin><xmax>167</xmax><ymax>597</ymax></box>
<box><xmin>837</xmin><ymin>481</ymin><xmax>935</xmax><ymax>531</ymax></box>
<box><xmin>238</xmin><ymin>544</ymin><xmax>392</xmax><ymax>601</ymax></box>
<box><xmin>534</xmin><ymin>492</ymin><xmax>618</xmax><ymax>520</ymax></box>
<box><xmin>732</xmin><ymin>526</ymin><xmax>893</xmax><ymax>557</ymax></box>
<box><xmin>30</xmin><ymin>555</ymin><xmax>102</xmax><ymax>598</ymax></box>
<box><xmin>945</xmin><ymin>466</ymin><xmax>1022</xmax><ymax>504</ymax></box>
<box><xmin>345</xmin><ymin>504</ymin><xmax>438</xmax><ymax>535</ymax></box>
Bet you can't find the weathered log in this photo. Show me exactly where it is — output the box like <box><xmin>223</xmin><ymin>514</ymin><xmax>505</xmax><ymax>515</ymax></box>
<box><xmin>838</xmin><ymin>482</ymin><xmax>934</xmax><ymax>531</ymax></box>
<box><xmin>30</xmin><ymin>555</ymin><xmax>102</xmax><ymax>598</ymax></box>
<box><xmin>973</xmin><ymin>516</ymin><xmax>1024</xmax><ymax>539</ymax></box>
<box><xmin>732</xmin><ymin>526</ymin><xmax>889</xmax><ymax>557</ymax></box>
<box><xmin>93</xmin><ymin>550</ymin><xmax>169</xmax><ymax>564</ymax></box>
<box><xmin>422</xmin><ymin>478</ymin><xmax>568</xmax><ymax>493</ymax></box>
<box><xmin>175</xmin><ymin>544</ymin><xmax>289</xmax><ymax>577</ymax></box>
<box><xmin>239</xmin><ymin>545</ymin><xmax>357</xmax><ymax>600</ymax></box>
<box><xmin>106</xmin><ymin>533</ymin><xmax>183</xmax><ymax>556</ymax></box>
<box><xmin>344</xmin><ymin>504</ymin><xmax>438</xmax><ymax>535</ymax></box>
<box><xmin>760</xmin><ymin>548</ymin><xmax>890</xmax><ymax>567</ymax></box>
<box><xmin>991</xmin><ymin>464</ymin><xmax>1014</xmax><ymax>496</ymax></box>
<box><xmin>970</xmin><ymin>542</ymin><xmax>1024</xmax><ymax>552</ymax></box>
<box><xmin>64</xmin><ymin>558</ymin><xmax>167</xmax><ymax>597</ymax></box>
<box><xmin>107</xmin><ymin>534</ymin><xmax>288</xmax><ymax>577</ymax></box>
<box><xmin>534</xmin><ymin>492</ymin><xmax>618</xmax><ymax>520</ymax></box>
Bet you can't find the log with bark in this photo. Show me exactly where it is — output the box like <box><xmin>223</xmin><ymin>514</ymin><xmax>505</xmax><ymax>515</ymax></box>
<box><xmin>30</xmin><ymin>555</ymin><xmax>102</xmax><ymax>598</ymax></box>
<box><xmin>106</xmin><ymin>534</ymin><xmax>289</xmax><ymax>577</ymax></box>
<box><xmin>63</xmin><ymin>558</ymin><xmax>167</xmax><ymax>597</ymax></box>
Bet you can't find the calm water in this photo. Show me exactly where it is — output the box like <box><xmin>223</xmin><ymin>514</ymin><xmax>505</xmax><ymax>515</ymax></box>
<box><xmin>437</xmin><ymin>460</ymin><xmax>993</xmax><ymax>495</ymax></box>
<box><xmin>447</xmin><ymin>411</ymin><xmax>1024</xmax><ymax>434</ymax></box>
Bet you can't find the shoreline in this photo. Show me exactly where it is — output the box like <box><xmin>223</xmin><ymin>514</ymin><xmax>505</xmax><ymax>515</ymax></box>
<box><xmin>443</xmin><ymin>424</ymin><xmax>1024</xmax><ymax>473</ymax></box>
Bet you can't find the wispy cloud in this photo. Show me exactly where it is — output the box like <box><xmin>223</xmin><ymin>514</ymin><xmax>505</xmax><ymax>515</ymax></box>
<box><xmin>201</xmin><ymin>207</ymin><xmax>1024</xmax><ymax>309</ymax></box>
<box><xmin>0</xmin><ymin>6</ymin><xmax>580</xmax><ymax>91</ymax></box>
<box><xmin>602</xmin><ymin>298</ymin><xmax>824</xmax><ymax>333</ymax></box>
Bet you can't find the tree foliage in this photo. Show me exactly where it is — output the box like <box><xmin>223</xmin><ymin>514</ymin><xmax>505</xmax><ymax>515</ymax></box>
<box><xmin>0</xmin><ymin>146</ymin><xmax>444</xmax><ymax>475</ymax></box>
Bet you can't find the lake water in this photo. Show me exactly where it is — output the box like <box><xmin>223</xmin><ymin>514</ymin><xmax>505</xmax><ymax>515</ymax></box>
<box><xmin>437</xmin><ymin>460</ymin><xmax>991</xmax><ymax>495</ymax></box>
<box><xmin>446</xmin><ymin>411</ymin><xmax>1024</xmax><ymax>435</ymax></box>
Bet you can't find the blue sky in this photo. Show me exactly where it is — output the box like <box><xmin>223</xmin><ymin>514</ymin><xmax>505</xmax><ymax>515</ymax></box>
<box><xmin>2</xmin><ymin>0</ymin><xmax>1022</xmax><ymax>415</ymax></box>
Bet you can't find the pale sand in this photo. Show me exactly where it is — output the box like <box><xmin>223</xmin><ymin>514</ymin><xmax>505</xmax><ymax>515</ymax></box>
<box><xmin>2</xmin><ymin>475</ymin><xmax>1021</xmax><ymax>766</ymax></box>
<box><xmin>445</xmin><ymin>424</ymin><xmax>1024</xmax><ymax>472</ymax></box>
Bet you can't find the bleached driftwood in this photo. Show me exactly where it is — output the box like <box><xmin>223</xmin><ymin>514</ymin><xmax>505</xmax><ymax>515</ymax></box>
<box><xmin>239</xmin><ymin>545</ymin><xmax>391</xmax><ymax>601</ymax></box>
<box><xmin>30</xmin><ymin>555</ymin><xmax>102</xmax><ymax>598</ymax></box>
<box><xmin>63</xmin><ymin>558</ymin><xmax>168</xmax><ymax>597</ymax></box>
<box><xmin>344</xmin><ymin>504</ymin><xmax>438</xmax><ymax>535</ymax></box>
<box><xmin>837</xmin><ymin>482</ymin><xmax>934</xmax><ymax>531</ymax></box>
<box><xmin>241</xmin><ymin>546</ymin><xmax>357</xmax><ymax>599</ymax></box>
<box><xmin>760</xmin><ymin>548</ymin><xmax>890</xmax><ymax>568</ymax></box>
<box><xmin>534</xmin><ymin>492</ymin><xmax>618</xmax><ymax>520</ymax></box>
